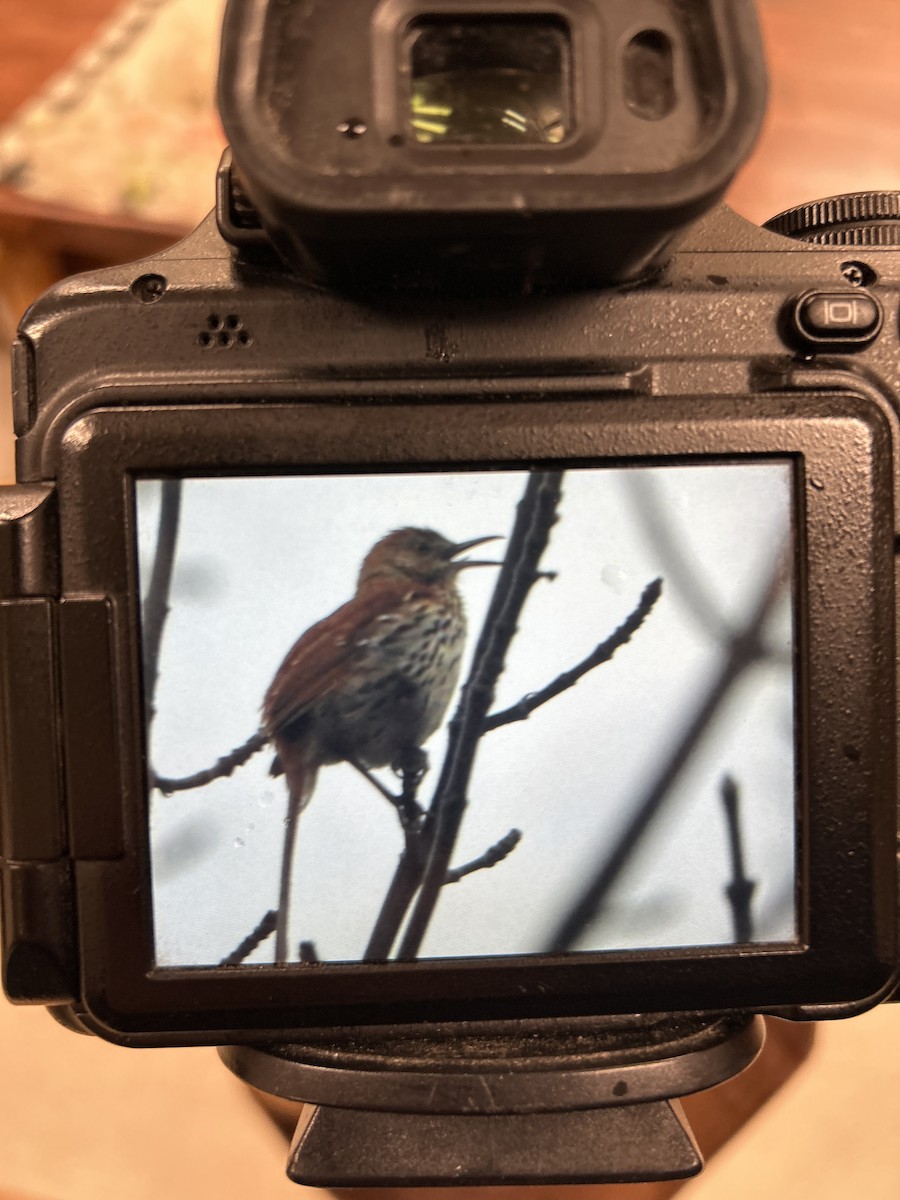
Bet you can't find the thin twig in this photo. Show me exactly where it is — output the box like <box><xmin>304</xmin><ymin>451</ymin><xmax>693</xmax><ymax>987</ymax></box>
<box><xmin>299</xmin><ymin>940</ymin><xmax>319</xmax><ymax>963</ymax></box>
<box><xmin>482</xmin><ymin>578</ymin><xmax>663</xmax><ymax>733</ymax></box>
<box><xmin>154</xmin><ymin>729</ymin><xmax>269</xmax><ymax>794</ymax></box>
<box><xmin>219</xmin><ymin>910</ymin><xmax>277</xmax><ymax>966</ymax></box>
<box><xmin>142</xmin><ymin>479</ymin><xmax>182</xmax><ymax>722</ymax></box>
<box><xmin>396</xmin><ymin>471</ymin><xmax>565</xmax><ymax>960</ymax></box>
<box><xmin>721</xmin><ymin>776</ymin><xmax>756</xmax><ymax>942</ymax></box>
<box><xmin>444</xmin><ymin>829</ymin><xmax>522</xmax><ymax>885</ymax></box>
<box><xmin>546</xmin><ymin>546</ymin><xmax>790</xmax><ymax>952</ymax></box>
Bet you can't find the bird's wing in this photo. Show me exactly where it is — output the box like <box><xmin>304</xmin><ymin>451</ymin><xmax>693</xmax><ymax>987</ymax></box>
<box><xmin>262</xmin><ymin>579</ymin><xmax>419</xmax><ymax>736</ymax></box>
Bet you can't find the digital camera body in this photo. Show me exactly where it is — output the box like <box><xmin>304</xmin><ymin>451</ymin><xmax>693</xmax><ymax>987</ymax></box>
<box><xmin>1</xmin><ymin>0</ymin><xmax>898</xmax><ymax>1187</ymax></box>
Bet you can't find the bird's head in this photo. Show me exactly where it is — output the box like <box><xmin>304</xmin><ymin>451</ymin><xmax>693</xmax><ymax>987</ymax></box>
<box><xmin>359</xmin><ymin>527</ymin><xmax>501</xmax><ymax>585</ymax></box>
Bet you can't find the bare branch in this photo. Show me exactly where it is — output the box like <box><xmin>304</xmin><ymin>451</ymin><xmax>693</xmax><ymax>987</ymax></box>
<box><xmin>396</xmin><ymin>471</ymin><xmax>565</xmax><ymax>960</ymax></box>
<box><xmin>364</xmin><ymin>473</ymin><xmax>565</xmax><ymax>961</ymax></box>
<box><xmin>444</xmin><ymin>829</ymin><xmax>522</xmax><ymax>885</ymax></box>
<box><xmin>483</xmin><ymin>577</ymin><xmax>663</xmax><ymax>733</ymax></box>
<box><xmin>721</xmin><ymin>776</ymin><xmax>756</xmax><ymax>943</ymax></box>
<box><xmin>363</xmin><ymin>823</ymin><xmax>429</xmax><ymax>960</ymax></box>
<box><xmin>220</xmin><ymin>910</ymin><xmax>277</xmax><ymax>966</ymax></box>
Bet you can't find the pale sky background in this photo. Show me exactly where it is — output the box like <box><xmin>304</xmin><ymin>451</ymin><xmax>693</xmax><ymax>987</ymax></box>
<box><xmin>137</xmin><ymin>462</ymin><xmax>795</xmax><ymax>967</ymax></box>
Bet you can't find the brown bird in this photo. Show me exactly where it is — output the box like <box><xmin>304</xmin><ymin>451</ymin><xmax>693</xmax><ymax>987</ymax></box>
<box><xmin>263</xmin><ymin>527</ymin><xmax>499</xmax><ymax>960</ymax></box>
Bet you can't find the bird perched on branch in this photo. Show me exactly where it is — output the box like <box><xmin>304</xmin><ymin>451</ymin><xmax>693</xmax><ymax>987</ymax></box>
<box><xmin>263</xmin><ymin>527</ymin><xmax>501</xmax><ymax>813</ymax></box>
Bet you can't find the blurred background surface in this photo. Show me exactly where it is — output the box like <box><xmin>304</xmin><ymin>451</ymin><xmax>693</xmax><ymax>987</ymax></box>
<box><xmin>1</xmin><ymin>1</ymin><xmax>900</xmax><ymax>1198</ymax></box>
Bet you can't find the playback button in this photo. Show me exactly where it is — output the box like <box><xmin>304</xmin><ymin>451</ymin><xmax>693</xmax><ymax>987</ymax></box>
<box><xmin>790</xmin><ymin>290</ymin><xmax>883</xmax><ymax>349</ymax></box>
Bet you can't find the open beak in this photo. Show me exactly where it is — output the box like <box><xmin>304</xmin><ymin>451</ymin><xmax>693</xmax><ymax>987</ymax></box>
<box><xmin>448</xmin><ymin>534</ymin><xmax>503</xmax><ymax>570</ymax></box>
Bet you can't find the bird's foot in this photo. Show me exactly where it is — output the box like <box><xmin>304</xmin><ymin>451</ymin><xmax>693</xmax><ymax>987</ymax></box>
<box><xmin>392</xmin><ymin>746</ymin><xmax>429</xmax><ymax>827</ymax></box>
<box><xmin>392</xmin><ymin>745</ymin><xmax>429</xmax><ymax>783</ymax></box>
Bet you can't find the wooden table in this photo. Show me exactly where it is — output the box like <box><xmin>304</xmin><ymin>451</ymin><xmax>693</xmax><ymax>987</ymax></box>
<box><xmin>0</xmin><ymin>0</ymin><xmax>189</xmax><ymax>318</ymax></box>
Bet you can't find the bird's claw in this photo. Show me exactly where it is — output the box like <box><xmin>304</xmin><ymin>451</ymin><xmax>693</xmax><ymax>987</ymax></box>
<box><xmin>390</xmin><ymin>746</ymin><xmax>429</xmax><ymax>827</ymax></box>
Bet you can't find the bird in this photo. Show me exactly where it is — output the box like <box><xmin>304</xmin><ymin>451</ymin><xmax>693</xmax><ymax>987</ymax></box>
<box><xmin>262</xmin><ymin>527</ymin><xmax>499</xmax><ymax>959</ymax></box>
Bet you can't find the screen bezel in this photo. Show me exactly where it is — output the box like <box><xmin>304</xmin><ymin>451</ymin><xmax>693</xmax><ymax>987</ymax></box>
<box><xmin>53</xmin><ymin>388</ymin><xmax>896</xmax><ymax>1041</ymax></box>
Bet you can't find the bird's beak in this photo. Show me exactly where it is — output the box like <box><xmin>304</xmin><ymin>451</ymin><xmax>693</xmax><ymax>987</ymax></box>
<box><xmin>448</xmin><ymin>534</ymin><xmax>503</xmax><ymax>570</ymax></box>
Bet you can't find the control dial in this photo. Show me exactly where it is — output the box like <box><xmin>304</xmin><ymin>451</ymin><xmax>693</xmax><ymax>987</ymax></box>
<box><xmin>764</xmin><ymin>191</ymin><xmax>900</xmax><ymax>245</ymax></box>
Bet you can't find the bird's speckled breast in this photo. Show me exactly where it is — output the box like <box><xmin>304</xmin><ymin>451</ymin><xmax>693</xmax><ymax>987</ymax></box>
<box><xmin>316</xmin><ymin>589</ymin><xmax>466</xmax><ymax>768</ymax></box>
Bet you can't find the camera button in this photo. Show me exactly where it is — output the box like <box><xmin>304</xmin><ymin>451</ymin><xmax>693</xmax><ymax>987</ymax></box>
<box><xmin>791</xmin><ymin>290</ymin><xmax>883</xmax><ymax>348</ymax></box>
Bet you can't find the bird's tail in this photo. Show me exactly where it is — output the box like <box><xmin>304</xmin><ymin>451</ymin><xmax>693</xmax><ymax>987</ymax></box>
<box><xmin>274</xmin><ymin>739</ymin><xmax>318</xmax><ymax>963</ymax></box>
<box><xmin>273</xmin><ymin>738</ymin><xmax>319</xmax><ymax>812</ymax></box>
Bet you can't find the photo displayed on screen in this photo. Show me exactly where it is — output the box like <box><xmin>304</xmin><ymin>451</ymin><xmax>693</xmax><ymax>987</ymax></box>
<box><xmin>136</xmin><ymin>464</ymin><xmax>797</xmax><ymax>969</ymax></box>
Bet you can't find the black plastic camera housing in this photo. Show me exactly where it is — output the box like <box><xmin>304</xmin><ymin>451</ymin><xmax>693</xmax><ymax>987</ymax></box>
<box><xmin>0</xmin><ymin>0</ymin><xmax>898</xmax><ymax>1059</ymax></box>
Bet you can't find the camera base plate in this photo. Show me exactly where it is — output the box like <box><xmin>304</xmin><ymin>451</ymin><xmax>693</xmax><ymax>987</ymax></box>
<box><xmin>220</xmin><ymin>1013</ymin><xmax>764</xmax><ymax>1186</ymax></box>
<box><xmin>288</xmin><ymin>1098</ymin><xmax>701</xmax><ymax>1188</ymax></box>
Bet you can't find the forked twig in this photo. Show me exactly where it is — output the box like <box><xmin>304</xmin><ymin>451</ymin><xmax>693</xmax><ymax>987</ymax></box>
<box><xmin>483</xmin><ymin>578</ymin><xmax>663</xmax><ymax>733</ymax></box>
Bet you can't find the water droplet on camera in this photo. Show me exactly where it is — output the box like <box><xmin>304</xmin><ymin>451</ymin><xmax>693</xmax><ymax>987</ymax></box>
<box><xmin>233</xmin><ymin>836</ymin><xmax>245</xmax><ymax>850</ymax></box>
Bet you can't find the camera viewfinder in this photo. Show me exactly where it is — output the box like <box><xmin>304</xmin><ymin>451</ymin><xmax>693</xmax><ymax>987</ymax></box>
<box><xmin>407</xmin><ymin>16</ymin><xmax>571</xmax><ymax>145</ymax></box>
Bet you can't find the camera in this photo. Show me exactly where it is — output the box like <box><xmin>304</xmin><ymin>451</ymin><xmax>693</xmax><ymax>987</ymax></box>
<box><xmin>1</xmin><ymin>0</ymin><xmax>898</xmax><ymax>1187</ymax></box>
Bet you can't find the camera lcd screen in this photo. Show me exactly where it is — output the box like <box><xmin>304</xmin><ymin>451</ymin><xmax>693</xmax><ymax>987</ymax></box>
<box><xmin>137</xmin><ymin>463</ymin><xmax>796</xmax><ymax>969</ymax></box>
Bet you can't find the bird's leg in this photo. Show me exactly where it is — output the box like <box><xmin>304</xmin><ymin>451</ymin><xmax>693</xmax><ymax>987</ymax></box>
<box><xmin>392</xmin><ymin>746</ymin><xmax>429</xmax><ymax>827</ymax></box>
<box><xmin>347</xmin><ymin>756</ymin><xmax>423</xmax><ymax>829</ymax></box>
<box><xmin>344</xmin><ymin>750</ymin><xmax>429</xmax><ymax>827</ymax></box>
<box><xmin>347</xmin><ymin>757</ymin><xmax>398</xmax><ymax>802</ymax></box>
